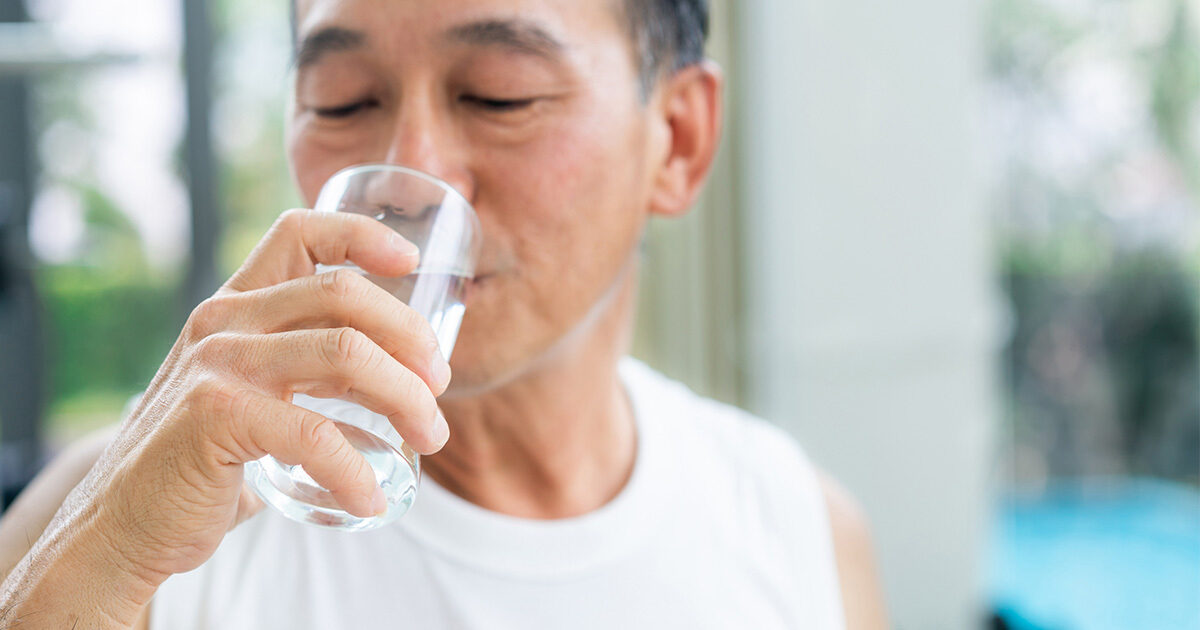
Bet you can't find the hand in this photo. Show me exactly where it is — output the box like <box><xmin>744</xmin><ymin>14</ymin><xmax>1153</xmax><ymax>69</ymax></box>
<box><xmin>19</xmin><ymin>209</ymin><xmax>452</xmax><ymax>610</ymax></box>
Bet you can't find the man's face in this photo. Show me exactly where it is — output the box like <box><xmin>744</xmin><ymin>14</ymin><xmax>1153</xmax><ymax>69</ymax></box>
<box><xmin>289</xmin><ymin>0</ymin><xmax>661</xmax><ymax>395</ymax></box>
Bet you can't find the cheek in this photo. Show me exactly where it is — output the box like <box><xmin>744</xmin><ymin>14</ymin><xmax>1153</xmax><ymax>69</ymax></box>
<box><xmin>487</xmin><ymin>102</ymin><xmax>647</xmax><ymax>225</ymax></box>
<box><xmin>287</xmin><ymin>125</ymin><xmax>328</xmax><ymax>208</ymax></box>
<box><xmin>287</xmin><ymin>120</ymin><xmax>389</xmax><ymax>208</ymax></box>
<box><xmin>478</xmin><ymin>112</ymin><xmax>648</xmax><ymax>304</ymax></box>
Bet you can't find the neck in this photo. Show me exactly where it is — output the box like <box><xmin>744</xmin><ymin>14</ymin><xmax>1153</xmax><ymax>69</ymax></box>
<box><xmin>424</xmin><ymin>256</ymin><xmax>640</xmax><ymax>519</ymax></box>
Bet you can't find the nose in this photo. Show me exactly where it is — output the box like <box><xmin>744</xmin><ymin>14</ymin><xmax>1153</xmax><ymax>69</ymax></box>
<box><xmin>383</xmin><ymin>98</ymin><xmax>475</xmax><ymax>201</ymax></box>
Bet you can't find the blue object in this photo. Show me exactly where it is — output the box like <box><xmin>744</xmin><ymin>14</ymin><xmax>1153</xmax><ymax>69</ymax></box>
<box><xmin>990</xmin><ymin>478</ymin><xmax>1200</xmax><ymax>630</ymax></box>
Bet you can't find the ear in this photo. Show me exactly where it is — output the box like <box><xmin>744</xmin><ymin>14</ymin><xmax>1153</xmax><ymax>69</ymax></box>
<box><xmin>647</xmin><ymin>61</ymin><xmax>724</xmax><ymax>218</ymax></box>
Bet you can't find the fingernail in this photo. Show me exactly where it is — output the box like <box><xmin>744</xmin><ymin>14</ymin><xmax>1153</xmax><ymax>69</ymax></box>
<box><xmin>370</xmin><ymin>486</ymin><xmax>387</xmax><ymax>516</ymax></box>
<box><xmin>431</xmin><ymin>410</ymin><xmax>450</xmax><ymax>449</ymax></box>
<box><xmin>389</xmin><ymin>232</ymin><xmax>420</xmax><ymax>259</ymax></box>
<box><xmin>430</xmin><ymin>351</ymin><xmax>452</xmax><ymax>391</ymax></box>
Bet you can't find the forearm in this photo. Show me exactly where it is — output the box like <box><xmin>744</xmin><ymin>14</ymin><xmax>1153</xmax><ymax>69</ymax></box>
<box><xmin>0</xmin><ymin>501</ymin><xmax>160</xmax><ymax>628</ymax></box>
<box><xmin>0</xmin><ymin>426</ymin><xmax>121</xmax><ymax>581</ymax></box>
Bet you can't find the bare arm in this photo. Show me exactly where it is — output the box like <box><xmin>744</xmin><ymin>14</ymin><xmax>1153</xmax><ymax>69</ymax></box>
<box><xmin>0</xmin><ymin>426</ymin><xmax>117</xmax><ymax>579</ymax></box>
<box><xmin>818</xmin><ymin>470</ymin><xmax>890</xmax><ymax>630</ymax></box>
<box><xmin>0</xmin><ymin>425</ymin><xmax>150</xmax><ymax>629</ymax></box>
<box><xmin>0</xmin><ymin>210</ymin><xmax>449</xmax><ymax>628</ymax></box>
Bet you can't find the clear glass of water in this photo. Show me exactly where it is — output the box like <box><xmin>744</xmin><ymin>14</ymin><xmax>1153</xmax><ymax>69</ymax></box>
<box><xmin>244</xmin><ymin>164</ymin><xmax>481</xmax><ymax>531</ymax></box>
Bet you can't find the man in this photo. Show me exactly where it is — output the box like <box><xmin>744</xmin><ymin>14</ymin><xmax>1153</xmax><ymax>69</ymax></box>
<box><xmin>0</xmin><ymin>0</ymin><xmax>889</xmax><ymax>627</ymax></box>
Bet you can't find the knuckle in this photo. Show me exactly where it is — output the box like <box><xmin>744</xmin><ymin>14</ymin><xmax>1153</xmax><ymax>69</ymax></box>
<box><xmin>342</xmin><ymin>453</ymin><xmax>374</xmax><ymax>490</ymax></box>
<box><xmin>320</xmin><ymin>268</ymin><xmax>364</xmax><ymax>302</ymax></box>
<box><xmin>188</xmin><ymin>376</ymin><xmax>236</xmax><ymax>419</ymax></box>
<box><xmin>190</xmin><ymin>331</ymin><xmax>238</xmax><ymax>366</ymax></box>
<box><xmin>267</xmin><ymin>208</ymin><xmax>308</xmax><ymax>245</ymax></box>
<box><xmin>337</xmin><ymin>327</ymin><xmax>371</xmax><ymax>363</ymax></box>
<box><xmin>225</xmin><ymin>386</ymin><xmax>258</xmax><ymax>422</ymax></box>
<box><xmin>322</xmin><ymin>327</ymin><xmax>372</xmax><ymax>374</ymax></box>
<box><xmin>178</xmin><ymin>377</ymin><xmax>266</xmax><ymax>464</ymax></box>
<box><xmin>278</xmin><ymin>208</ymin><xmax>309</xmax><ymax>233</ymax></box>
<box><xmin>206</xmin><ymin>386</ymin><xmax>260</xmax><ymax>458</ymax></box>
<box><xmin>303</xmin><ymin>417</ymin><xmax>343</xmax><ymax>458</ymax></box>
<box><xmin>185</xmin><ymin>294</ymin><xmax>234</xmax><ymax>341</ymax></box>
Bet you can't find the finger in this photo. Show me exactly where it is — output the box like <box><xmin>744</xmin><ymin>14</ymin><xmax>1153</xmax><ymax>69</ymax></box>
<box><xmin>231</xmin><ymin>482</ymin><xmax>266</xmax><ymax>530</ymax></box>
<box><xmin>226</xmin><ymin>209</ymin><xmax>420</xmax><ymax>293</ymax></box>
<box><xmin>220</xmin><ymin>389</ymin><xmax>384</xmax><ymax>518</ymax></box>
<box><xmin>229</xmin><ymin>329</ymin><xmax>449</xmax><ymax>455</ymax></box>
<box><xmin>212</xmin><ymin>269</ymin><xmax>450</xmax><ymax>395</ymax></box>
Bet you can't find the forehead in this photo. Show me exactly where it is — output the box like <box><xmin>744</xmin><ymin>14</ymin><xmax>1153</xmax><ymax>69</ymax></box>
<box><xmin>294</xmin><ymin>0</ymin><xmax>627</xmax><ymax>55</ymax></box>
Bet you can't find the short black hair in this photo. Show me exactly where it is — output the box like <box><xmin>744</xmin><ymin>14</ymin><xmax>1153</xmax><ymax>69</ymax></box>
<box><xmin>289</xmin><ymin>1</ymin><xmax>709</xmax><ymax>97</ymax></box>
<box><xmin>620</xmin><ymin>0</ymin><xmax>710</xmax><ymax>96</ymax></box>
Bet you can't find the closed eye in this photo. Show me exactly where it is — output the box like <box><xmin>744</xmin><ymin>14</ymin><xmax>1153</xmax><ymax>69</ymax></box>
<box><xmin>312</xmin><ymin>99</ymin><xmax>378</xmax><ymax>118</ymax></box>
<box><xmin>460</xmin><ymin>95</ymin><xmax>538</xmax><ymax>112</ymax></box>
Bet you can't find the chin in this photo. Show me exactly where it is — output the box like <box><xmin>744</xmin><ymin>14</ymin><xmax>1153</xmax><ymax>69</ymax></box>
<box><xmin>440</xmin><ymin>331</ymin><xmax>528</xmax><ymax>399</ymax></box>
<box><xmin>438</xmin><ymin>273</ymin><xmax>604</xmax><ymax>400</ymax></box>
<box><xmin>439</xmin><ymin>362</ymin><xmax>520</xmax><ymax>400</ymax></box>
<box><xmin>440</xmin><ymin>316</ymin><xmax>572</xmax><ymax>400</ymax></box>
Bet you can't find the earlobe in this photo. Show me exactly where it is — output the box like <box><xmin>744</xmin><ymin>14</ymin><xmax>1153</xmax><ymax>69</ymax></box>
<box><xmin>647</xmin><ymin>61</ymin><xmax>724</xmax><ymax>218</ymax></box>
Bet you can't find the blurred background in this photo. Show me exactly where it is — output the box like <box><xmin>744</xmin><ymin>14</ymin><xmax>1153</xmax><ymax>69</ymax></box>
<box><xmin>0</xmin><ymin>0</ymin><xmax>1196</xmax><ymax>628</ymax></box>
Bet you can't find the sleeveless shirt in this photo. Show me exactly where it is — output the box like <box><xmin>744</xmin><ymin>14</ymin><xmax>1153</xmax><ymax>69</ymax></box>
<box><xmin>151</xmin><ymin>357</ymin><xmax>845</xmax><ymax>629</ymax></box>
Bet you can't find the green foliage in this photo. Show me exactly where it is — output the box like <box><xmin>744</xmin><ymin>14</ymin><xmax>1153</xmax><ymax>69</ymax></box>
<box><xmin>75</xmin><ymin>183</ymin><xmax>150</xmax><ymax>275</ymax></box>
<box><xmin>991</xmin><ymin>0</ymin><xmax>1200</xmax><ymax>483</ymax></box>
<box><xmin>1003</xmin><ymin>251</ymin><xmax>1199</xmax><ymax>481</ymax></box>
<box><xmin>38</xmin><ymin>266</ymin><xmax>178</xmax><ymax>406</ymax></box>
<box><xmin>217</xmin><ymin>108</ymin><xmax>298</xmax><ymax>277</ymax></box>
<box><xmin>1149</xmin><ymin>3</ymin><xmax>1200</xmax><ymax>193</ymax></box>
<box><xmin>210</xmin><ymin>0</ymin><xmax>301</xmax><ymax>276</ymax></box>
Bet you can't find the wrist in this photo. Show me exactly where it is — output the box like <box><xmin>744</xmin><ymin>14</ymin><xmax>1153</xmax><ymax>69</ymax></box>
<box><xmin>1</xmin><ymin>501</ymin><xmax>164</xmax><ymax>628</ymax></box>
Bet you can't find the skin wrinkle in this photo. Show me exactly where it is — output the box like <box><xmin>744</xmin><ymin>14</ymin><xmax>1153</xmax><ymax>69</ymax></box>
<box><xmin>295</xmin><ymin>26</ymin><xmax>365</xmax><ymax>68</ymax></box>
<box><xmin>0</xmin><ymin>1</ymin><xmax>887</xmax><ymax>626</ymax></box>
<box><xmin>6</xmin><ymin>3</ymin><xmax>867</xmax><ymax>628</ymax></box>
<box><xmin>1</xmin><ymin>476</ymin><xmax>145</xmax><ymax>624</ymax></box>
<box><xmin>289</xmin><ymin>0</ymin><xmax>706</xmax><ymax>100</ymax></box>
<box><xmin>445</xmin><ymin>19</ymin><xmax>568</xmax><ymax>59</ymax></box>
<box><xmin>285</xmin><ymin>0</ymin><xmax>655</xmax><ymax>518</ymax></box>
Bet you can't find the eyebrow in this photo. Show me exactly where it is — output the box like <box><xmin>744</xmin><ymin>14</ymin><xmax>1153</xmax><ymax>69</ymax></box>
<box><xmin>444</xmin><ymin>19</ymin><xmax>566</xmax><ymax>60</ymax></box>
<box><xmin>295</xmin><ymin>26</ymin><xmax>365</xmax><ymax>68</ymax></box>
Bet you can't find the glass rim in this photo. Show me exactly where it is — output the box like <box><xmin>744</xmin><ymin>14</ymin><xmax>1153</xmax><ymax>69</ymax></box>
<box><xmin>319</xmin><ymin>162</ymin><xmax>482</xmax><ymax>277</ymax></box>
<box><xmin>324</xmin><ymin>162</ymin><xmax>475</xmax><ymax>214</ymax></box>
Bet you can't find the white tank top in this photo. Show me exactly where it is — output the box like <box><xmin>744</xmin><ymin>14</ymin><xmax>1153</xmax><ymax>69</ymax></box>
<box><xmin>151</xmin><ymin>358</ymin><xmax>845</xmax><ymax>629</ymax></box>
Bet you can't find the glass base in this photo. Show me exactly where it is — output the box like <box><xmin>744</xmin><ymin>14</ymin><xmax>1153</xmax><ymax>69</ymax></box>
<box><xmin>244</xmin><ymin>421</ymin><xmax>419</xmax><ymax>532</ymax></box>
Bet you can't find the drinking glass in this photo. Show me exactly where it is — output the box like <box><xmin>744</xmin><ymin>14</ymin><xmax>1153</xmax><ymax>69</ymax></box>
<box><xmin>244</xmin><ymin>164</ymin><xmax>481</xmax><ymax>531</ymax></box>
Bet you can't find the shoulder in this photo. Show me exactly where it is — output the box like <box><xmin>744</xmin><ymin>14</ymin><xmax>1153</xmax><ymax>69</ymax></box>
<box><xmin>814</xmin><ymin>469</ymin><xmax>891</xmax><ymax>630</ymax></box>
<box><xmin>622</xmin><ymin>357</ymin><xmax>797</xmax><ymax>455</ymax></box>
<box><xmin>623</xmin><ymin>358</ymin><xmax>830</xmax><ymax>538</ymax></box>
<box><xmin>623</xmin><ymin>358</ymin><xmax>889</xmax><ymax>628</ymax></box>
<box><xmin>814</xmin><ymin>470</ymin><xmax>873</xmax><ymax>567</ymax></box>
<box><xmin>630</xmin><ymin>361</ymin><xmax>814</xmax><ymax>486</ymax></box>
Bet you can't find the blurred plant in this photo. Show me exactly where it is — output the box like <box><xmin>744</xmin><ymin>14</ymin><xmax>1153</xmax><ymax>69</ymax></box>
<box><xmin>27</xmin><ymin>65</ymin><xmax>177</xmax><ymax>433</ymax></box>
<box><xmin>40</xmin><ymin>266</ymin><xmax>175</xmax><ymax>406</ymax></box>
<box><xmin>1148</xmin><ymin>2</ymin><xmax>1200</xmax><ymax>195</ymax></box>
<box><xmin>22</xmin><ymin>0</ymin><xmax>299</xmax><ymax>436</ymax></box>
<box><xmin>989</xmin><ymin>0</ymin><xmax>1200</xmax><ymax>485</ymax></box>
<box><xmin>211</xmin><ymin>0</ymin><xmax>299</xmax><ymax>276</ymax></box>
<box><xmin>1004</xmin><ymin>254</ymin><xmax>1199</xmax><ymax>482</ymax></box>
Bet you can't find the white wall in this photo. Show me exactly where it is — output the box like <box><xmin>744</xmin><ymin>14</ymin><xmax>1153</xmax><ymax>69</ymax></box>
<box><xmin>734</xmin><ymin>1</ymin><xmax>1000</xmax><ymax>628</ymax></box>
<box><xmin>634</xmin><ymin>0</ymin><xmax>747</xmax><ymax>409</ymax></box>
